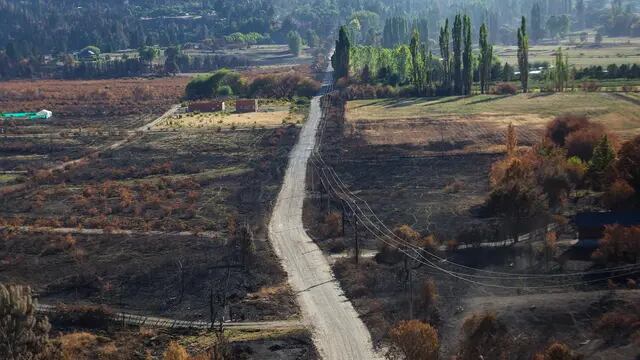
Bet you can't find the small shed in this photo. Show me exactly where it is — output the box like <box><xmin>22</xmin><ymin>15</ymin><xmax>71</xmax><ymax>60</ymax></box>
<box><xmin>189</xmin><ymin>101</ymin><xmax>225</xmax><ymax>113</ymax></box>
<box><xmin>235</xmin><ymin>99</ymin><xmax>258</xmax><ymax>113</ymax></box>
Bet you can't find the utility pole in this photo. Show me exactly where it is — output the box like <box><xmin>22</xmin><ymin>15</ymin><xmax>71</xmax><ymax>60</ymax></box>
<box><xmin>409</xmin><ymin>269</ymin><xmax>414</xmax><ymax>319</ymax></box>
<box><xmin>341</xmin><ymin>200</ymin><xmax>346</xmax><ymax>237</ymax></box>
<box><xmin>310</xmin><ymin>167</ymin><xmax>315</xmax><ymax>192</ymax></box>
<box><xmin>353</xmin><ymin>216</ymin><xmax>359</xmax><ymax>264</ymax></box>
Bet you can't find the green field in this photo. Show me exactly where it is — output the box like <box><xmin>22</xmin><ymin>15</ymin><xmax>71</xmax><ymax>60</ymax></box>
<box><xmin>495</xmin><ymin>36</ymin><xmax>640</xmax><ymax>67</ymax></box>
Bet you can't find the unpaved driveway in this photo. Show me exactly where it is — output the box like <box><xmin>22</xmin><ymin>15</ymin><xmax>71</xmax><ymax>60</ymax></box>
<box><xmin>268</xmin><ymin>93</ymin><xmax>378</xmax><ymax>359</ymax></box>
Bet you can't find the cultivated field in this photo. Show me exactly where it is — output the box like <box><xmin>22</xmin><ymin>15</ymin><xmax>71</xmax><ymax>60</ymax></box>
<box><xmin>495</xmin><ymin>35</ymin><xmax>640</xmax><ymax>67</ymax></box>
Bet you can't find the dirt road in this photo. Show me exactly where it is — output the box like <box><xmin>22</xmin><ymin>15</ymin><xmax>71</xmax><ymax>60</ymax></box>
<box><xmin>37</xmin><ymin>304</ymin><xmax>300</xmax><ymax>331</ymax></box>
<box><xmin>268</xmin><ymin>92</ymin><xmax>378</xmax><ymax>357</ymax></box>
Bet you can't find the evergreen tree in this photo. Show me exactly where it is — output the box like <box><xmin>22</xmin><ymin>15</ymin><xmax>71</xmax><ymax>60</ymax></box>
<box><xmin>575</xmin><ymin>0</ymin><xmax>586</xmax><ymax>29</ymax></box>
<box><xmin>332</xmin><ymin>26</ymin><xmax>351</xmax><ymax>80</ymax></box>
<box><xmin>589</xmin><ymin>135</ymin><xmax>616</xmax><ymax>188</ymax></box>
<box><xmin>517</xmin><ymin>16</ymin><xmax>529</xmax><ymax>93</ymax></box>
<box><xmin>462</xmin><ymin>15</ymin><xmax>473</xmax><ymax>95</ymax></box>
<box><xmin>479</xmin><ymin>23</ymin><xmax>493</xmax><ymax>94</ymax></box>
<box><xmin>287</xmin><ymin>30</ymin><xmax>303</xmax><ymax>56</ymax></box>
<box><xmin>452</xmin><ymin>14</ymin><xmax>463</xmax><ymax>95</ymax></box>
<box><xmin>531</xmin><ymin>3</ymin><xmax>543</xmax><ymax>43</ymax></box>
<box><xmin>439</xmin><ymin>19</ymin><xmax>451</xmax><ymax>93</ymax></box>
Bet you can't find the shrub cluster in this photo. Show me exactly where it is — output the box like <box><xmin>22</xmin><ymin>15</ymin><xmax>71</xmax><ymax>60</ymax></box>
<box><xmin>186</xmin><ymin>69</ymin><xmax>320</xmax><ymax>100</ymax></box>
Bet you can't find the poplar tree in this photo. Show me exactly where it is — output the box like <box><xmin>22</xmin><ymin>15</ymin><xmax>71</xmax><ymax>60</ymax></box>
<box><xmin>479</xmin><ymin>23</ymin><xmax>493</xmax><ymax>94</ymax></box>
<box><xmin>452</xmin><ymin>14</ymin><xmax>463</xmax><ymax>95</ymax></box>
<box><xmin>552</xmin><ymin>47</ymin><xmax>570</xmax><ymax>92</ymax></box>
<box><xmin>410</xmin><ymin>30</ymin><xmax>426</xmax><ymax>95</ymax></box>
<box><xmin>439</xmin><ymin>19</ymin><xmax>451</xmax><ymax>93</ymax></box>
<box><xmin>462</xmin><ymin>15</ymin><xmax>473</xmax><ymax>95</ymax></box>
<box><xmin>517</xmin><ymin>16</ymin><xmax>529</xmax><ymax>93</ymax></box>
<box><xmin>332</xmin><ymin>26</ymin><xmax>351</xmax><ymax>80</ymax></box>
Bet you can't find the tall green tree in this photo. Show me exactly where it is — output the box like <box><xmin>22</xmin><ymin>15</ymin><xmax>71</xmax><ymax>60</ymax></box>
<box><xmin>479</xmin><ymin>23</ymin><xmax>493</xmax><ymax>94</ymax></box>
<box><xmin>164</xmin><ymin>46</ymin><xmax>181</xmax><ymax>75</ymax></box>
<box><xmin>462</xmin><ymin>15</ymin><xmax>473</xmax><ymax>95</ymax></box>
<box><xmin>287</xmin><ymin>30</ymin><xmax>303</xmax><ymax>56</ymax></box>
<box><xmin>517</xmin><ymin>16</ymin><xmax>529</xmax><ymax>93</ymax></box>
<box><xmin>332</xmin><ymin>26</ymin><xmax>351</xmax><ymax>80</ymax></box>
<box><xmin>576</xmin><ymin>0</ymin><xmax>586</xmax><ymax>29</ymax></box>
<box><xmin>139</xmin><ymin>46</ymin><xmax>160</xmax><ymax>72</ymax></box>
<box><xmin>410</xmin><ymin>29</ymin><xmax>429</xmax><ymax>96</ymax></box>
<box><xmin>383</xmin><ymin>17</ymin><xmax>409</xmax><ymax>48</ymax></box>
<box><xmin>551</xmin><ymin>47</ymin><xmax>570</xmax><ymax>92</ymax></box>
<box><xmin>589</xmin><ymin>135</ymin><xmax>616</xmax><ymax>189</ymax></box>
<box><xmin>531</xmin><ymin>3</ymin><xmax>543</xmax><ymax>43</ymax></box>
<box><xmin>452</xmin><ymin>14</ymin><xmax>463</xmax><ymax>95</ymax></box>
<box><xmin>439</xmin><ymin>19</ymin><xmax>451</xmax><ymax>93</ymax></box>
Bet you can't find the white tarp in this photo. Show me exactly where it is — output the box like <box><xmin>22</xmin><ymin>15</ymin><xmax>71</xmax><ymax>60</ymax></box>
<box><xmin>36</xmin><ymin>110</ymin><xmax>53</xmax><ymax>119</ymax></box>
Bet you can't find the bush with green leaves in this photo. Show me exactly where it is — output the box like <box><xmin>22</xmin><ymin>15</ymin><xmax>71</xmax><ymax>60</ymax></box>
<box><xmin>185</xmin><ymin>69</ymin><xmax>246</xmax><ymax>99</ymax></box>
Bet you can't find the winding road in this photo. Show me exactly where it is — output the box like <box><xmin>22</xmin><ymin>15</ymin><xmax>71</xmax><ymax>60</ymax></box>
<box><xmin>268</xmin><ymin>75</ymin><xmax>379</xmax><ymax>359</ymax></box>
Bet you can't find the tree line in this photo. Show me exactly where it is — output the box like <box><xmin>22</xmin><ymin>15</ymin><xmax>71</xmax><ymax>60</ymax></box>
<box><xmin>333</xmin><ymin>14</ymin><xmax>529</xmax><ymax>96</ymax></box>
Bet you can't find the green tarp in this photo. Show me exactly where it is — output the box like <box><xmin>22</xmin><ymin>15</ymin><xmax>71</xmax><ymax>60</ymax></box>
<box><xmin>1</xmin><ymin>112</ymin><xmax>48</xmax><ymax>120</ymax></box>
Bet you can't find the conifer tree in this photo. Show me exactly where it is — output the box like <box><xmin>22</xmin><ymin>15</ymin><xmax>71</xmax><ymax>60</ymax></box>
<box><xmin>531</xmin><ymin>3</ymin><xmax>543</xmax><ymax>43</ymax></box>
<box><xmin>517</xmin><ymin>16</ymin><xmax>529</xmax><ymax>93</ymax></box>
<box><xmin>462</xmin><ymin>15</ymin><xmax>473</xmax><ymax>95</ymax></box>
<box><xmin>439</xmin><ymin>19</ymin><xmax>451</xmax><ymax>93</ymax></box>
<box><xmin>452</xmin><ymin>14</ymin><xmax>463</xmax><ymax>95</ymax></box>
<box><xmin>332</xmin><ymin>26</ymin><xmax>351</xmax><ymax>80</ymax></box>
<box><xmin>479</xmin><ymin>23</ymin><xmax>493</xmax><ymax>94</ymax></box>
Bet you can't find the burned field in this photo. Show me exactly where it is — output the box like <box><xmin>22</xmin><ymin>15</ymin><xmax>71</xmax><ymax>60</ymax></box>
<box><xmin>1</xmin><ymin>127</ymin><xmax>300</xmax><ymax>320</ymax></box>
<box><xmin>0</xmin><ymin>78</ymin><xmax>188</xmax><ymax>174</ymax></box>
<box><xmin>326</xmin><ymin>92</ymin><xmax>640</xmax><ymax>240</ymax></box>
<box><xmin>303</xmin><ymin>92</ymin><xmax>640</xmax><ymax>356</ymax></box>
<box><xmin>0</xmin><ymin>76</ymin><xmax>304</xmax><ymax>323</ymax></box>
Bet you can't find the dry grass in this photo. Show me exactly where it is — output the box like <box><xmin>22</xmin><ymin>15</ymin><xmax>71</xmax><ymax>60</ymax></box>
<box><xmin>346</xmin><ymin>93</ymin><xmax>640</xmax><ymax>151</ymax></box>
<box><xmin>159</xmin><ymin>110</ymin><xmax>301</xmax><ymax>129</ymax></box>
<box><xmin>59</xmin><ymin>332</ymin><xmax>118</xmax><ymax>360</ymax></box>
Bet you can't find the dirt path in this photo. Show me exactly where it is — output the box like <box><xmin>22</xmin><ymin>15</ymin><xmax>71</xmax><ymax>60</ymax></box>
<box><xmin>268</xmin><ymin>85</ymin><xmax>379</xmax><ymax>357</ymax></box>
<box><xmin>37</xmin><ymin>304</ymin><xmax>300</xmax><ymax>331</ymax></box>
<box><xmin>0</xmin><ymin>225</ymin><xmax>218</xmax><ymax>239</ymax></box>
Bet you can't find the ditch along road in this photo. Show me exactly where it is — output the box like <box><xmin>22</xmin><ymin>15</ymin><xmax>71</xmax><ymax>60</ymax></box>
<box><xmin>268</xmin><ymin>81</ymin><xmax>379</xmax><ymax>358</ymax></box>
<box><xmin>0</xmin><ymin>105</ymin><xmax>179</xmax><ymax>196</ymax></box>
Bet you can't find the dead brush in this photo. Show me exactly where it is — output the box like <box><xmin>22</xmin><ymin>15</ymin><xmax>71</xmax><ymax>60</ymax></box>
<box><xmin>595</xmin><ymin>302</ymin><xmax>640</xmax><ymax>344</ymax></box>
<box><xmin>443</xmin><ymin>179</ymin><xmax>465</xmax><ymax>193</ymax></box>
